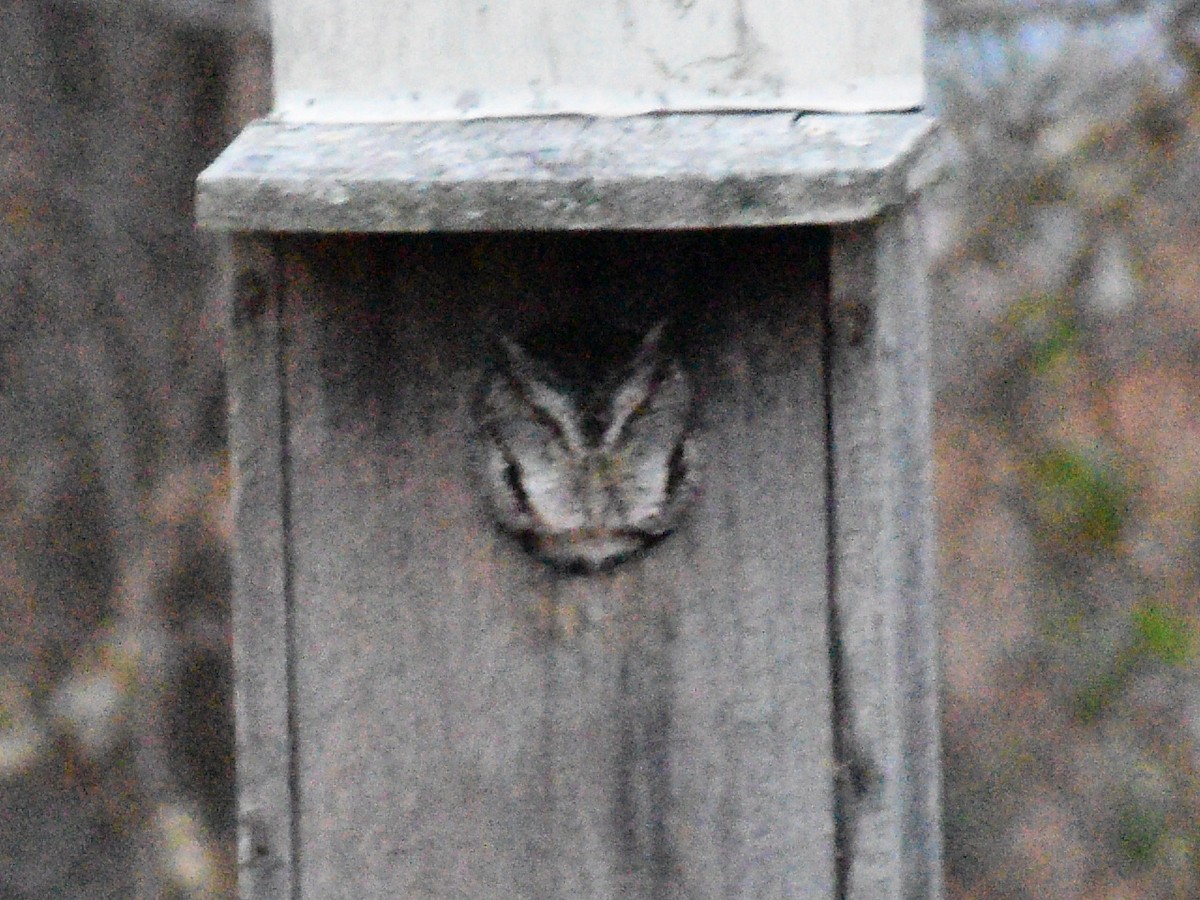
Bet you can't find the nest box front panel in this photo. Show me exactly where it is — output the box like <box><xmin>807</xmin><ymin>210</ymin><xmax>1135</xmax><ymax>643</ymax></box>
<box><xmin>275</xmin><ymin>230</ymin><xmax>833</xmax><ymax>896</ymax></box>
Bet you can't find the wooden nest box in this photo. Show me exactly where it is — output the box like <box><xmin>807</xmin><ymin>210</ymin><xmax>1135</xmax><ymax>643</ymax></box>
<box><xmin>197</xmin><ymin>1</ymin><xmax>944</xmax><ymax>897</ymax></box>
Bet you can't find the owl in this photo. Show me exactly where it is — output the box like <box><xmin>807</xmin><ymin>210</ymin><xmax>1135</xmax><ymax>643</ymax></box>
<box><xmin>476</xmin><ymin>322</ymin><xmax>698</xmax><ymax>572</ymax></box>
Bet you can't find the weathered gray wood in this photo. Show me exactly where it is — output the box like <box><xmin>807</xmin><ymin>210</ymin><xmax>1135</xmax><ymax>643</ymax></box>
<box><xmin>195</xmin><ymin>113</ymin><xmax>941</xmax><ymax>233</ymax></box>
<box><xmin>225</xmin><ymin>236</ymin><xmax>296</xmax><ymax>899</ymax></box>
<box><xmin>830</xmin><ymin>209</ymin><xmax>941</xmax><ymax>898</ymax></box>
<box><xmin>273</xmin><ymin>231</ymin><xmax>834</xmax><ymax>897</ymax></box>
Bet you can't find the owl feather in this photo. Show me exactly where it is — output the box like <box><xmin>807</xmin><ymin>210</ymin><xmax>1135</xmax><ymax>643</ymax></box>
<box><xmin>477</xmin><ymin>323</ymin><xmax>697</xmax><ymax>571</ymax></box>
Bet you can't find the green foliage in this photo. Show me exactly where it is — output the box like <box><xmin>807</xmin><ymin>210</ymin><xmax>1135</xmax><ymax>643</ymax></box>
<box><xmin>1017</xmin><ymin>296</ymin><xmax>1084</xmax><ymax>374</ymax></box>
<box><xmin>1008</xmin><ymin>294</ymin><xmax>1082</xmax><ymax>375</ymax></box>
<box><xmin>1075</xmin><ymin>668</ymin><xmax>1125</xmax><ymax>724</ymax></box>
<box><xmin>1031</xmin><ymin>317</ymin><xmax>1081</xmax><ymax>375</ymax></box>
<box><xmin>1074</xmin><ymin>603</ymin><xmax>1194</xmax><ymax>723</ymax></box>
<box><xmin>1118</xmin><ymin>799</ymin><xmax>1167</xmax><ymax>867</ymax></box>
<box><xmin>1028</xmin><ymin>448</ymin><xmax>1129</xmax><ymax>550</ymax></box>
<box><xmin>1131</xmin><ymin>604</ymin><xmax>1195</xmax><ymax>666</ymax></box>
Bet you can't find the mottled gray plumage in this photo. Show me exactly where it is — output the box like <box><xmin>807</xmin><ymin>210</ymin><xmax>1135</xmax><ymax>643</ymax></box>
<box><xmin>477</xmin><ymin>323</ymin><xmax>698</xmax><ymax>571</ymax></box>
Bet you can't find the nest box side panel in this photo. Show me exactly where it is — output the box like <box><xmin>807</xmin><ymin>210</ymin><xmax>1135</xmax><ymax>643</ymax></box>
<box><xmin>225</xmin><ymin>237</ymin><xmax>296</xmax><ymax>899</ymax></box>
<box><xmin>830</xmin><ymin>209</ymin><xmax>940</xmax><ymax>899</ymax></box>
<box><xmin>276</xmin><ymin>232</ymin><xmax>833</xmax><ymax>897</ymax></box>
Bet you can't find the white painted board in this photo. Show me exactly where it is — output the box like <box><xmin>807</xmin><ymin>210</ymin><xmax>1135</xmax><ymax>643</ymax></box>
<box><xmin>272</xmin><ymin>0</ymin><xmax>924</xmax><ymax>121</ymax></box>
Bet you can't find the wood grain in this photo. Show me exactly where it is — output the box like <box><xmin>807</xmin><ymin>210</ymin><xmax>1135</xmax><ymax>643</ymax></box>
<box><xmin>226</xmin><ymin>235</ymin><xmax>295</xmax><ymax>899</ymax></box>
<box><xmin>195</xmin><ymin>114</ymin><xmax>943</xmax><ymax>233</ymax></box>
<box><xmin>830</xmin><ymin>209</ymin><xmax>941</xmax><ymax>899</ymax></box>
<box><xmin>272</xmin><ymin>231</ymin><xmax>834</xmax><ymax>898</ymax></box>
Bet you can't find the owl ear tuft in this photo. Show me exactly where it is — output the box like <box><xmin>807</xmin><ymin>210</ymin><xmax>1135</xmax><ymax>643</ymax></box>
<box><xmin>495</xmin><ymin>333</ymin><xmax>539</xmax><ymax>382</ymax></box>
<box><xmin>602</xmin><ymin>321</ymin><xmax>688</xmax><ymax>450</ymax></box>
<box><xmin>489</xmin><ymin>332</ymin><xmax>586</xmax><ymax>455</ymax></box>
<box><xmin>627</xmin><ymin>320</ymin><xmax>667</xmax><ymax>373</ymax></box>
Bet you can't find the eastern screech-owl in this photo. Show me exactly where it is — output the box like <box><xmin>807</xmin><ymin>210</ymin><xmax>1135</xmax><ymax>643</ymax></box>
<box><xmin>476</xmin><ymin>322</ymin><xmax>698</xmax><ymax>572</ymax></box>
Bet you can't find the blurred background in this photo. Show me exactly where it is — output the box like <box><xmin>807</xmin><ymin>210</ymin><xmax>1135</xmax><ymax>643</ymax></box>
<box><xmin>1</xmin><ymin>0</ymin><xmax>1198</xmax><ymax>896</ymax></box>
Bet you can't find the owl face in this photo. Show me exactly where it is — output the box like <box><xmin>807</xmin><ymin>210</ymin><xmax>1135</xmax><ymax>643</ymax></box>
<box><xmin>477</xmin><ymin>323</ymin><xmax>698</xmax><ymax>572</ymax></box>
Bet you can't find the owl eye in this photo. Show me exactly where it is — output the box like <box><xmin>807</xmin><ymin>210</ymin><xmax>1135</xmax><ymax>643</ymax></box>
<box><xmin>503</xmin><ymin>456</ymin><xmax>532</xmax><ymax>515</ymax></box>
<box><xmin>665</xmin><ymin>438</ymin><xmax>689</xmax><ymax>498</ymax></box>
